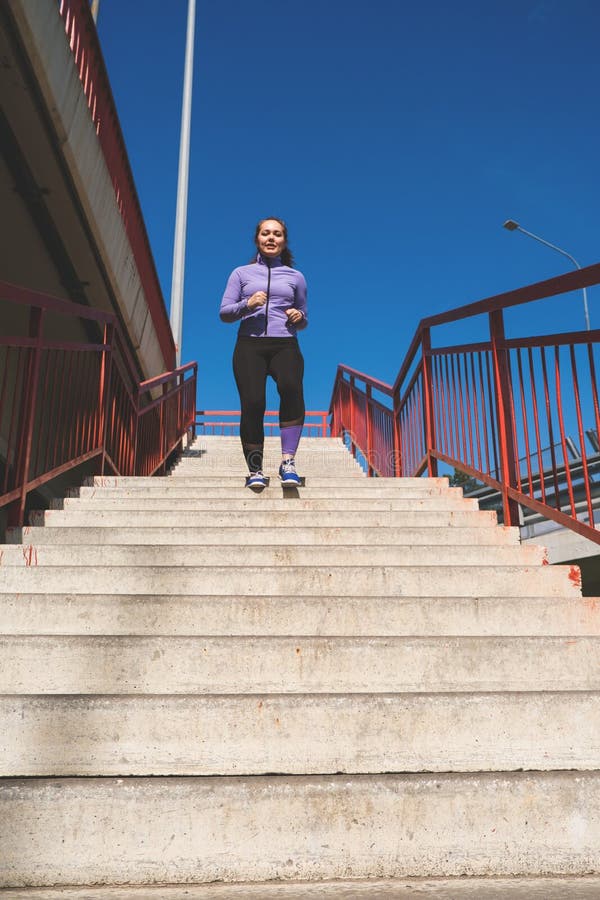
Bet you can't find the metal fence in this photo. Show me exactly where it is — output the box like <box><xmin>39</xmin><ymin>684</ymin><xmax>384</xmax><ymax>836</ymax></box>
<box><xmin>330</xmin><ymin>264</ymin><xmax>600</xmax><ymax>545</ymax></box>
<box><xmin>196</xmin><ymin>410</ymin><xmax>330</xmax><ymax>437</ymax></box>
<box><xmin>0</xmin><ymin>281</ymin><xmax>196</xmax><ymax>526</ymax></box>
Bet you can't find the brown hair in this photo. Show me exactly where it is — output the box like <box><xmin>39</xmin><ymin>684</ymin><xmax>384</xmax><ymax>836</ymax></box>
<box><xmin>253</xmin><ymin>217</ymin><xmax>295</xmax><ymax>267</ymax></box>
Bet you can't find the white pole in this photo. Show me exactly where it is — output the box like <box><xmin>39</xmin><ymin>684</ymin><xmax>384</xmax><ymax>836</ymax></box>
<box><xmin>91</xmin><ymin>0</ymin><xmax>100</xmax><ymax>23</ymax></box>
<box><xmin>170</xmin><ymin>0</ymin><xmax>196</xmax><ymax>366</ymax></box>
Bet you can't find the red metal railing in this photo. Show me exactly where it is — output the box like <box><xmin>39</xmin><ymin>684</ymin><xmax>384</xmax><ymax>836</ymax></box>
<box><xmin>58</xmin><ymin>0</ymin><xmax>175</xmax><ymax>368</ymax></box>
<box><xmin>0</xmin><ymin>282</ymin><xmax>196</xmax><ymax>526</ymax></box>
<box><xmin>197</xmin><ymin>410</ymin><xmax>330</xmax><ymax>437</ymax></box>
<box><xmin>330</xmin><ymin>264</ymin><xmax>600</xmax><ymax>545</ymax></box>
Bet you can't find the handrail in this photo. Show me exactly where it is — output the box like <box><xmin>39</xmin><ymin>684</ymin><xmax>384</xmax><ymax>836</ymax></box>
<box><xmin>196</xmin><ymin>410</ymin><xmax>330</xmax><ymax>438</ymax></box>
<box><xmin>330</xmin><ymin>263</ymin><xmax>600</xmax><ymax>545</ymax></box>
<box><xmin>58</xmin><ymin>0</ymin><xmax>175</xmax><ymax>368</ymax></box>
<box><xmin>0</xmin><ymin>282</ymin><xmax>197</xmax><ymax>527</ymax></box>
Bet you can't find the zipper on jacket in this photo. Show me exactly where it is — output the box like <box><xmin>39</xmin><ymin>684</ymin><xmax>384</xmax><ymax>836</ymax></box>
<box><xmin>264</xmin><ymin>263</ymin><xmax>271</xmax><ymax>335</ymax></box>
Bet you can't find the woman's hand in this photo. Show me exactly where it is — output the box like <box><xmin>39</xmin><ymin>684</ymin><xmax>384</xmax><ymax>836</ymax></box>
<box><xmin>285</xmin><ymin>308</ymin><xmax>303</xmax><ymax>325</ymax></box>
<box><xmin>247</xmin><ymin>291</ymin><xmax>267</xmax><ymax>310</ymax></box>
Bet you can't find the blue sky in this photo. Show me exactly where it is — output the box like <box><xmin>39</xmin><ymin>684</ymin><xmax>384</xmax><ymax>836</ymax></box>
<box><xmin>97</xmin><ymin>0</ymin><xmax>600</xmax><ymax>413</ymax></box>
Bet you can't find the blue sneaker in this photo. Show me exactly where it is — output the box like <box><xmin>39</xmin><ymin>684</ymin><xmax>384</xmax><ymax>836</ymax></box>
<box><xmin>279</xmin><ymin>458</ymin><xmax>301</xmax><ymax>487</ymax></box>
<box><xmin>246</xmin><ymin>471</ymin><xmax>268</xmax><ymax>489</ymax></box>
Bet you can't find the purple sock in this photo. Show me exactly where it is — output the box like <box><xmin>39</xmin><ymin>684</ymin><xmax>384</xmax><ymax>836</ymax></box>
<box><xmin>280</xmin><ymin>425</ymin><xmax>303</xmax><ymax>458</ymax></box>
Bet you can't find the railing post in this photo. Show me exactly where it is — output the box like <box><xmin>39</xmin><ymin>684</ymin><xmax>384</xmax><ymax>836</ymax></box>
<box><xmin>348</xmin><ymin>375</ymin><xmax>357</xmax><ymax>458</ymax></box>
<box><xmin>392</xmin><ymin>387</ymin><xmax>402</xmax><ymax>477</ymax></box>
<box><xmin>8</xmin><ymin>307</ymin><xmax>44</xmax><ymax>526</ymax></box>
<box><xmin>330</xmin><ymin>378</ymin><xmax>340</xmax><ymax>438</ymax></box>
<box><xmin>421</xmin><ymin>327</ymin><xmax>438</xmax><ymax>477</ymax></box>
<box><xmin>190</xmin><ymin>366</ymin><xmax>198</xmax><ymax>440</ymax></box>
<box><xmin>98</xmin><ymin>321</ymin><xmax>114</xmax><ymax>475</ymax></box>
<box><xmin>132</xmin><ymin>383</ymin><xmax>141</xmax><ymax>476</ymax></box>
<box><xmin>321</xmin><ymin>411</ymin><xmax>327</xmax><ymax>438</ymax></box>
<box><xmin>159</xmin><ymin>380</ymin><xmax>169</xmax><ymax>475</ymax></box>
<box><xmin>366</xmin><ymin>384</ymin><xmax>374</xmax><ymax>476</ymax></box>
<box><xmin>489</xmin><ymin>309</ymin><xmax>520</xmax><ymax>526</ymax></box>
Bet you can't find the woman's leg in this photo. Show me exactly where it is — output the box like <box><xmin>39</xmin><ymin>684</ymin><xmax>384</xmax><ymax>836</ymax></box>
<box><xmin>233</xmin><ymin>339</ymin><xmax>268</xmax><ymax>473</ymax></box>
<box><xmin>269</xmin><ymin>341</ymin><xmax>305</xmax><ymax>464</ymax></box>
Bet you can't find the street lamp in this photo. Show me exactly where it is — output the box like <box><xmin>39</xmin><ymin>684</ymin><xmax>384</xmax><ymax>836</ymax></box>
<box><xmin>170</xmin><ymin>0</ymin><xmax>196</xmax><ymax>366</ymax></box>
<box><xmin>502</xmin><ymin>219</ymin><xmax>591</xmax><ymax>331</ymax></box>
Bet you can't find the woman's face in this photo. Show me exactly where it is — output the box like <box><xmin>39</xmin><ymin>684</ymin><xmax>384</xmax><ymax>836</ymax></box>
<box><xmin>256</xmin><ymin>220</ymin><xmax>286</xmax><ymax>258</ymax></box>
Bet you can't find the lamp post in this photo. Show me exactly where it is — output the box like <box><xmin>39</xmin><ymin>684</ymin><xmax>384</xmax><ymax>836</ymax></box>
<box><xmin>502</xmin><ymin>219</ymin><xmax>591</xmax><ymax>331</ymax></box>
<box><xmin>170</xmin><ymin>0</ymin><xmax>196</xmax><ymax>366</ymax></box>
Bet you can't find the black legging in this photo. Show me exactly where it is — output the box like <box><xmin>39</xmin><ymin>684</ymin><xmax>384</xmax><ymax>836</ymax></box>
<box><xmin>233</xmin><ymin>336</ymin><xmax>305</xmax><ymax>471</ymax></box>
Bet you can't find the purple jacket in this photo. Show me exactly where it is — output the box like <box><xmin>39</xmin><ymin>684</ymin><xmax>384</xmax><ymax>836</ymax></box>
<box><xmin>219</xmin><ymin>253</ymin><xmax>308</xmax><ymax>338</ymax></box>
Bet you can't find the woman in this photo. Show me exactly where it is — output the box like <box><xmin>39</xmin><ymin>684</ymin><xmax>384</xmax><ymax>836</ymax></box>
<box><xmin>219</xmin><ymin>217</ymin><xmax>308</xmax><ymax>488</ymax></box>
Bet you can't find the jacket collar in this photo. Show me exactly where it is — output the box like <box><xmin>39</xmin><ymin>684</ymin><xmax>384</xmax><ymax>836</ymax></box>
<box><xmin>256</xmin><ymin>252</ymin><xmax>282</xmax><ymax>267</ymax></box>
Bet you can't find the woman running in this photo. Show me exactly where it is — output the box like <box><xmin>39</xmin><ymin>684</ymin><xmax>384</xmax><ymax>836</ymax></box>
<box><xmin>219</xmin><ymin>217</ymin><xmax>308</xmax><ymax>488</ymax></box>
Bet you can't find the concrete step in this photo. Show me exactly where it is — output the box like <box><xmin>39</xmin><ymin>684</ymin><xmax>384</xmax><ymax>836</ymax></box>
<box><xmin>2</xmin><ymin>636</ymin><xmax>598</xmax><ymax>694</ymax></box>
<box><xmin>3</xmin><ymin>876</ymin><xmax>600</xmax><ymax>898</ymax></box>
<box><xmin>174</xmin><ymin>450</ymin><xmax>363</xmax><ymax>460</ymax></box>
<box><xmin>2</xmin><ymin>692</ymin><xmax>599</xmax><ymax>776</ymax></box>
<box><xmin>52</xmin><ymin>496</ymin><xmax>478</xmax><ymax>511</ymax></box>
<box><xmin>86</xmin><ymin>476</ymin><xmax>448</xmax><ymax>488</ymax></box>
<box><xmin>2</xmin><ymin>773</ymin><xmax>600</xmax><ymax>884</ymax></box>
<box><xmin>31</xmin><ymin>508</ymin><xmax>501</xmax><ymax>529</ymax></box>
<box><xmin>189</xmin><ymin>437</ymin><xmax>344</xmax><ymax>445</ymax></box>
<box><xmin>2</xmin><ymin>593</ymin><xmax>598</xmax><ymax>636</ymax></box>
<box><xmin>179</xmin><ymin>450</ymin><xmax>355</xmax><ymax>459</ymax></box>
<box><xmin>97</xmin><ymin>472</ymin><xmax>444</xmax><ymax>483</ymax></box>
<box><xmin>165</xmin><ymin>472</ymin><xmax>375</xmax><ymax>480</ymax></box>
<box><xmin>0</xmin><ymin>543</ymin><xmax>545</xmax><ymax>568</ymax></box>
<box><xmin>0</xmin><ymin>563</ymin><xmax>580</xmax><ymax>596</ymax></box>
<box><xmin>171</xmin><ymin>467</ymin><xmax>367</xmax><ymax>477</ymax></box>
<box><xmin>170</xmin><ymin>468</ymin><xmax>366</xmax><ymax>476</ymax></box>
<box><xmin>8</xmin><ymin>525</ymin><xmax>520</xmax><ymax>547</ymax></box>
<box><xmin>179</xmin><ymin>443</ymin><xmax>365</xmax><ymax>449</ymax></box>
<box><xmin>73</xmin><ymin>485</ymin><xmax>457</xmax><ymax>499</ymax></box>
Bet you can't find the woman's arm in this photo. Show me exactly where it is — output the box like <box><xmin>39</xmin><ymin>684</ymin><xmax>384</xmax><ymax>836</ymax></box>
<box><xmin>220</xmin><ymin>269</ymin><xmax>268</xmax><ymax>322</ymax></box>
<box><xmin>219</xmin><ymin>270</ymin><xmax>247</xmax><ymax>322</ymax></box>
<box><xmin>290</xmin><ymin>272</ymin><xmax>308</xmax><ymax>330</ymax></box>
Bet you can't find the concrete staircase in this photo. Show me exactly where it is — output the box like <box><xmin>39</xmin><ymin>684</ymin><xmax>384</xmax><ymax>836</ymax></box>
<box><xmin>1</xmin><ymin>434</ymin><xmax>600</xmax><ymax>896</ymax></box>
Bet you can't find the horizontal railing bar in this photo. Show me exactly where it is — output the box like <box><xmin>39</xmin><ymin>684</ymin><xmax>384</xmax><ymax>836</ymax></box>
<box><xmin>139</xmin><ymin>361</ymin><xmax>197</xmax><ymax>392</ymax></box>
<box><xmin>421</xmin><ymin>263</ymin><xmax>600</xmax><ymax>330</ymax></box>
<box><xmin>102</xmin><ymin>450</ymin><xmax>120</xmax><ymax>476</ymax></box>
<box><xmin>431</xmin><ymin>450</ymin><xmax>504</xmax><ymax>493</ymax></box>
<box><xmin>503</xmin><ymin>329</ymin><xmax>600</xmax><ymax>350</ymax></box>
<box><xmin>2</xmin><ymin>448</ymin><xmax>104</xmax><ymax>503</ymax></box>
<box><xmin>138</xmin><ymin>380</ymin><xmax>194</xmax><ymax>416</ymax></box>
<box><xmin>0</xmin><ymin>280</ymin><xmax>115</xmax><ymax>323</ymax></box>
<box><xmin>334</xmin><ymin>366</ymin><xmax>394</xmax><ymax>396</ymax></box>
<box><xmin>412</xmin><ymin>454</ymin><xmax>428</xmax><ymax>477</ymax></box>
<box><xmin>429</xmin><ymin>342</ymin><xmax>491</xmax><ymax>356</ymax></box>
<box><xmin>365</xmin><ymin>395</ymin><xmax>395</xmax><ymax>417</ymax></box>
<box><xmin>505</xmin><ymin>485</ymin><xmax>600</xmax><ymax>545</ymax></box>
<box><xmin>197</xmin><ymin>409</ymin><xmax>330</xmax><ymax>417</ymax></box>
<box><xmin>398</xmin><ymin>361</ymin><xmax>424</xmax><ymax>411</ymax></box>
<box><xmin>334</xmin><ymin>387</ymin><xmax>393</xmax><ymax>421</ymax></box>
<box><xmin>0</xmin><ymin>487</ymin><xmax>21</xmax><ymax>506</ymax></box>
<box><xmin>0</xmin><ymin>337</ymin><xmax>110</xmax><ymax>352</ymax></box>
